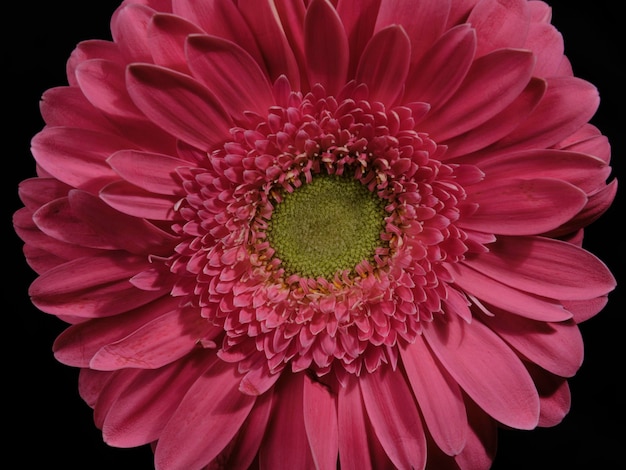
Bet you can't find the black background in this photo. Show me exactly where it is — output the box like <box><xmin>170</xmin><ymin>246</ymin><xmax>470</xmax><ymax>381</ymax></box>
<box><xmin>5</xmin><ymin>1</ymin><xmax>624</xmax><ymax>468</ymax></box>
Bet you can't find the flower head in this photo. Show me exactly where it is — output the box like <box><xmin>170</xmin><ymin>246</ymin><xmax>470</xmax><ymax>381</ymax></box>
<box><xmin>15</xmin><ymin>0</ymin><xmax>616</xmax><ymax>468</ymax></box>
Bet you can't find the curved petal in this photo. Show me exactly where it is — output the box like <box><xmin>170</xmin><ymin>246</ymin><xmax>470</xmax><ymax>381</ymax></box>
<box><xmin>303</xmin><ymin>375</ymin><xmax>339</xmax><ymax>470</ymax></box>
<box><xmin>305</xmin><ymin>0</ymin><xmax>349</xmax><ymax>95</ymax></box>
<box><xmin>423</xmin><ymin>311</ymin><xmax>540</xmax><ymax>430</ymax></box>
<box><xmin>467</xmin><ymin>0</ymin><xmax>530</xmax><ymax>57</ymax></box>
<box><xmin>460</xmin><ymin>178</ymin><xmax>587</xmax><ymax>235</ymax></box>
<box><xmin>66</xmin><ymin>39</ymin><xmax>123</xmax><ymax>86</ymax></box>
<box><xmin>400</xmin><ymin>336</ymin><xmax>467</xmax><ymax>456</ymax></box>
<box><xmin>100</xmin><ymin>180</ymin><xmax>180</xmax><ymax>220</ymax></box>
<box><xmin>360</xmin><ymin>366</ymin><xmax>427</xmax><ymax>469</ymax></box>
<box><xmin>40</xmin><ymin>86</ymin><xmax>118</xmax><ymax>132</ymax></box>
<box><xmin>525</xmin><ymin>22</ymin><xmax>565</xmax><ymax>77</ymax></box>
<box><xmin>186</xmin><ymin>34</ymin><xmax>275</xmax><ymax>120</ymax></box>
<box><xmin>154</xmin><ymin>358</ymin><xmax>256</xmax><ymax>470</ymax></box>
<box><xmin>336</xmin><ymin>0</ymin><xmax>382</xmax><ymax>77</ymax></box>
<box><xmin>356</xmin><ymin>25</ymin><xmax>411</xmax><ymax>104</ymax></box>
<box><xmin>147</xmin><ymin>12</ymin><xmax>204</xmax><ymax>73</ymax></box>
<box><xmin>18</xmin><ymin>177</ymin><xmax>71</xmax><ymax>212</ymax></box>
<box><xmin>337</xmin><ymin>381</ymin><xmax>375</xmax><ymax>470</ymax></box>
<box><xmin>126</xmin><ymin>64</ymin><xmax>233</xmax><ymax>151</ymax></box>
<box><xmin>111</xmin><ymin>3</ymin><xmax>155</xmax><ymax>62</ymax></box>
<box><xmin>462</xmin><ymin>236</ymin><xmax>616</xmax><ymax>301</ymax></box>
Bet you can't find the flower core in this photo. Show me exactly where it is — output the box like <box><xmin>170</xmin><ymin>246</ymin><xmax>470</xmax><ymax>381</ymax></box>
<box><xmin>267</xmin><ymin>173</ymin><xmax>386</xmax><ymax>279</ymax></box>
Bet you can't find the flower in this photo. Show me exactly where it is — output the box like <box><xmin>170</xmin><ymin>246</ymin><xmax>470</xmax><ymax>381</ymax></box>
<box><xmin>13</xmin><ymin>0</ymin><xmax>617</xmax><ymax>468</ymax></box>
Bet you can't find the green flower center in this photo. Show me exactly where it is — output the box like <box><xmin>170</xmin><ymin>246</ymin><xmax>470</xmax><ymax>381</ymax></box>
<box><xmin>267</xmin><ymin>174</ymin><xmax>386</xmax><ymax>279</ymax></box>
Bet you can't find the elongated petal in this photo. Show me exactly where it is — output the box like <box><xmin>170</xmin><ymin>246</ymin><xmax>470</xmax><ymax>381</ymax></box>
<box><xmin>303</xmin><ymin>374</ymin><xmax>339</xmax><ymax>470</ymax></box>
<box><xmin>147</xmin><ymin>13</ymin><xmax>203</xmax><ymax>73</ymax></box>
<box><xmin>460</xmin><ymin>178</ymin><xmax>587</xmax><ymax>235</ymax></box>
<box><xmin>356</xmin><ymin>25</ymin><xmax>411</xmax><ymax>104</ymax></box>
<box><xmin>66</xmin><ymin>39</ymin><xmax>123</xmax><ymax>86</ymax></box>
<box><xmin>186</xmin><ymin>34</ymin><xmax>275</xmax><ymax>120</ymax></box>
<box><xmin>400</xmin><ymin>337</ymin><xmax>467</xmax><ymax>456</ymax></box>
<box><xmin>154</xmin><ymin>358</ymin><xmax>256</xmax><ymax>470</ymax></box>
<box><xmin>40</xmin><ymin>86</ymin><xmax>118</xmax><ymax>131</ymax></box>
<box><xmin>337</xmin><ymin>382</ymin><xmax>375</xmax><ymax>470</ymax></box>
<box><xmin>126</xmin><ymin>64</ymin><xmax>232</xmax><ymax>150</ymax></box>
<box><xmin>336</xmin><ymin>0</ymin><xmax>382</xmax><ymax>77</ymax></box>
<box><xmin>111</xmin><ymin>3</ymin><xmax>154</xmax><ymax>62</ymax></box>
<box><xmin>463</xmin><ymin>236</ymin><xmax>616</xmax><ymax>301</ymax></box>
<box><xmin>360</xmin><ymin>366</ymin><xmax>427</xmax><ymax>469</ymax></box>
<box><xmin>423</xmin><ymin>312</ymin><xmax>540</xmax><ymax>429</ymax></box>
<box><xmin>100</xmin><ymin>180</ymin><xmax>180</xmax><ymax>220</ymax></box>
<box><xmin>467</xmin><ymin>0</ymin><xmax>530</xmax><ymax>57</ymax></box>
<box><xmin>450</xmin><ymin>262</ymin><xmax>572</xmax><ymax>322</ymax></box>
<box><xmin>305</xmin><ymin>0</ymin><xmax>349</xmax><ymax>95</ymax></box>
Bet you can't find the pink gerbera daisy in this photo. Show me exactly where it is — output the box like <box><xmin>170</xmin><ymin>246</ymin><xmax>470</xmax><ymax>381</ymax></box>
<box><xmin>14</xmin><ymin>0</ymin><xmax>617</xmax><ymax>469</ymax></box>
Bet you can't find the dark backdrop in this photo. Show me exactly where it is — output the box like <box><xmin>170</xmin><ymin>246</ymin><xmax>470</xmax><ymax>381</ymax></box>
<box><xmin>6</xmin><ymin>1</ymin><xmax>624</xmax><ymax>468</ymax></box>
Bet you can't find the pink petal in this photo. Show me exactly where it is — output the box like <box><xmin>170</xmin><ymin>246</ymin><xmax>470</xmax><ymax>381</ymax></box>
<box><xmin>360</xmin><ymin>366</ymin><xmax>427</xmax><ymax>469</ymax></box>
<box><xmin>66</xmin><ymin>39</ymin><xmax>123</xmax><ymax>87</ymax></box>
<box><xmin>336</xmin><ymin>0</ymin><xmax>382</xmax><ymax>77</ymax></box>
<box><xmin>303</xmin><ymin>375</ymin><xmax>339</xmax><ymax>470</ymax></box>
<box><xmin>29</xmin><ymin>253</ymin><xmax>163</xmax><ymax>318</ymax></box>
<box><xmin>110</xmin><ymin>3</ymin><xmax>155</xmax><ymax>62</ymax></box>
<box><xmin>53</xmin><ymin>296</ymin><xmax>182</xmax><ymax>367</ymax></box>
<box><xmin>421</xmin><ymin>48</ymin><xmax>534</xmax><ymax>141</ymax></box>
<box><xmin>467</xmin><ymin>0</ymin><xmax>530</xmax><ymax>57</ymax></box>
<box><xmin>400</xmin><ymin>336</ymin><xmax>467</xmax><ymax>456</ymax></box>
<box><xmin>185</xmin><ymin>34</ymin><xmax>275</xmax><ymax>120</ymax></box>
<box><xmin>100</xmin><ymin>180</ymin><xmax>179</xmax><ymax>220</ymax></box>
<box><xmin>107</xmin><ymin>150</ymin><xmax>188</xmax><ymax>195</ymax></box>
<box><xmin>462</xmin><ymin>236</ymin><xmax>616</xmax><ymax>301</ymax></box>
<box><xmin>101</xmin><ymin>351</ymin><xmax>211</xmax><ymax>447</ymax></box>
<box><xmin>40</xmin><ymin>86</ymin><xmax>118</xmax><ymax>132</ymax></box>
<box><xmin>403</xmin><ymin>24</ymin><xmax>476</xmax><ymax>107</ymax></box>
<box><xmin>258</xmin><ymin>373</ymin><xmax>315</xmax><ymax>469</ymax></box>
<box><xmin>90</xmin><ymin>306</ymin><xmax>216</xmax><ymax>370</ymax></box>
<box><xmin>526</xmin><ymin>362</ymin><xmax>571</xmax><ymax>427</ymax></box>
<box><xmin>337</xmin><ymin>382</ymin><xmax>376</xmax><ymax>470</ymax></box>
<box><xmin>304</xmin><ymin>0</ymin><xmax>349</xmax><ymax>95</ymax></box>
<box><xmin>31</xmin><ymin>127</ymin><xmax>131</xmax><ymax>193</ymax></box>
<box><xmin>375</xmin><ymin>0</ymin><xmax>450</xmax><ymax>66</ymax></box>
<box><xmin>78</xmin><ymin>368</ymin><xmax>112</xmax><ymax>408</ymax></box>
<box><xmin>484</xmin><ymin>76</ymin><xmax>600</xmax><ymax>156</ymax></box>
<box><xmin>18</xmin><ymin>177</ymin><xmax>70</xmax><ymax>211</ymax></box>
<box><xmin>450</xmin><ymin>262</ymin><xmax>572</xmax><ymax>322</ymax></box>
<box><xmin>423</xmin><ymin>311</ymin><xmax>540</xmax><ymax>429</ymax></box>
<box><xmin>356</xmin><ymin>25</ymin><xmax>411</xmax><ymax>104</ymax></box>
<box><xmin>480</xmin><ymin>311</ymin><xmax>583</xmax><ymax>378</ymax></box>
<box><xmin>126</xmin><ymin>64</ymin><xmax>233</xmax><ymax>151</ymax></box>
<box><xmin>525</xmin><ymin>22</ymin><xmax>565</xmax><ymax>77</ymax></box>
<box><xmin>147</xmin><ymin>13</ymin><xmax>204</xmax><ymax>73</ymax></box>
<box><xmin>238</xmin><ymin>0</ymin><xmax>302</xmax><ymax>88</ymax></box>
<box><xmin>154</xmin><ymin>358</ymin><xmax>256</xmax><ymax>470</ymax></box>
<box><xmin>460</xmin><ymin>178</ymin><xmax>587</xmax><ymax>235</ymax></box>
<box><xmin>562</xmin><ymin>296</ymin><xmax>609</xmax><ymax>324</ymax></box>
<box><xmin>453</xmin><ymin>398</ymin><xmax>498</xmax><ymax>469</ymax></box>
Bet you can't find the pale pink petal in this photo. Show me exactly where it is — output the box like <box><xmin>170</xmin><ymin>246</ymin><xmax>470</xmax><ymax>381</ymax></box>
<box><xmin>101</xmin><ymin>351</ymin><xmax>210</xmax><ymax>447</ymax></box>
<box><xmin>100</xmin><ymin>180</ymin><xmax>180</xmax><ymax>220</ymax></box>
<box><xmin>154</xmin><ymin>358</ymin><xmax>256</xmax><ymax>470</ymax></box>
<box><xmin>421</xmin><ymin>48</ymin><xmax>534</xmax><ymax>141</ymax></box>
<box><xmin>450</xmin><ymin>262</ymin><xmax>572</xmax><ymax>322</ymax></box>
<box><xmin>31</xmin><ymin>127</ymin><xmax>131</xmax><ymax>193</ymax></box>
<box><xmin>423</xmin><ymin>312</ymin><xmax>540</xmax><ymax>429</ymax></box>
<box><xmin>304</xmin><ymin>0</ymin><xmax>349</xmax><ymax>95</ymax></box>
<box><xmin>29</xmin><ymin>253</ymin><xmax>164</xmax><ymax>318</ymax></box>
<box><xmin>303</xmin><ymin>375</ymin><xmax>339</xmax><ymax>470</ymax></box>
<box><xmin>403</xmin><ymin>24</ymin><xmax>476</xmax><ymax>107</ymax></box>
<box><xmin>480</xmin><ymin>311</ymin><xmax>583</xmax><ymax>378</ymax></box>
<box><xmin>107</xmin><ymin>150</ymin><xmax>188</xmax><ymax>195</ymax></box>
<box><xmin>147</xmin><ymin>13</ymin><xmax>204</xmax><ymax>73</ymax></box>
<box><xmin>467</xmin><ymin>0</ymin><xmax>530</xmax><ymax>57</ymax></box>
<box><xmin>400</xmin><ymin>337</ymin><xmax>467</xmax><ymax>456</ymax></box>
<box><xmin>360</xmin><ymin>366</ymin><xmax>427</xmax><ymax>469</ymax></box>
<box><xmin>90</xmin><ymin>306</ymin><xmax>217</xmax><ymax>370</ymax></box>
<box><xmin>356</xmin><ymin>25</ymin><xmax>411</xmax><ymax>104</ymax></box>
<box><xmin>258</xmin><ymin>374</ymin><xmax>315</xmax><ymax>469</ymax></box>
<box><xmin>374</xmin><ymin>0</ymin><xmax>451</xmax><ymax>65</ymax></box>
<box><xmin>462</xmin><ymin>236</ymin><xmax>616</xmax><ymax>301</ymax></box>
<box><xmin>126</xmin><ymin>64</ymin><xmax>233</xmax><ymax>151</ymax></box>
<box><xmin>185</xmin><ymin>34</ymin><xmax>275</xmax><ymax>120</ymax></box>
<box><xmin>460</xmin><ymin>178</ymin><xmax>587</xmax><ymax>235</ymax></box>
<box><xmin>53</xmin><ymin>296</ymin><xmax>182</xmax><ymax>367</ymax></box>
<box><xmin>238</xmin><ymin>0</ymin><xmax>302</xmax><ymax>88</ymax></box>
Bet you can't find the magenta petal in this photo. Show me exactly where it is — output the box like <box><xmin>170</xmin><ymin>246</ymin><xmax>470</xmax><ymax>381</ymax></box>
<box><xmin>258</xmin><ymin>373</ymin><xmax>315</xmax><ymax>469</ymax></box>
<box><xmin>100</xmin><ymin>180</ymin><xmax>179</xmax><ymax>220</ymax></box>
<box><xmin>110</xmin><ymin>3</ymin><xmax>154</xmax><ymax>62</ymax></box>
<box><xmin>467</xmin><ymin>0</ymin><xmax>530</xmax><ymax>57</ymax></box>
<box><xmin>400</xmin><ymin>336</ymin><xmax>467</xmax><ymax>456</ymax></box>
<box><xmin>305</xmin><ymin>0</ymin><xmax>349</xmax><ymax>96</ymax></box>
<box><xmin>423</xmin><ymin>312</ymin><xmax>540</xmax><ymax>430</ymax></box>
<box><xmin>186</xmin><ymin>34</ymin><xmax>275</xmax><ymax>120</ymax></box>
<box><xmin>463</xmin><ymin>236</ymin><xmax>616</xmax><ymax>301</ymax></box>
<box><xmin>356</xmin><ymin>25</ymin><xmax>411</xmax><ymax>104</ymax></box>
<box><xmin>147</xmin><ymin>13</ymin><xmax>203</xmax><ymax>73</ymax></box>
<box><xmin>360</xmin><ymin>366</ymin><xmax>427</xmax><ymax>469</ymax></box>
<box><xmin>154</xmin><ymin>358</ymin><xmax>256</xmax><ymax>470</ymax></box>
<box><xmin>303</xmin><ymin>374</ymin><xmax>339</xmax><ymax>470</ymax></box>
<box><xmin>461</xmin><ymin>178</ymin><xmax>587</xmax><ymax>235</ymax></box>
<box><xmin>336</xmin><ymin>0</ymin><xmax>382</xmax><ymax>77</ymax></box>
<box><xmin>66</xmin><ymin>39</ymin><xmax>123</xmax><ymax>86</ymax></box>
<box><xmin>337</xmin><ymin>381</ymin><xmax>376</xmax><ymax>470</ymax></box>
<box><xmin>40</xmin><ymin>86</ymin><xmax>118</xmax><ymax>131</ymax></box>
<box><xmin>126</xmin><ymin>64</ymin><xmax>233</xmax><ymax>151</ymax></box>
